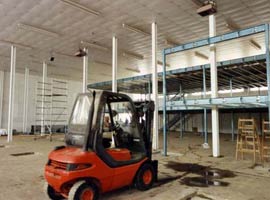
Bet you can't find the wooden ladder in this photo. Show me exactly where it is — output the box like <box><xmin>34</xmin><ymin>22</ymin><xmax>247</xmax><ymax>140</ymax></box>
<box><xmin>235</xmin><ymin>118</ymin><xmax>261</xmax><ymax>163</ymax></box>
<box><xmin>262</xmin><ymin>120</ymin><xmax>270</xmax><ymax>164</ymax></box>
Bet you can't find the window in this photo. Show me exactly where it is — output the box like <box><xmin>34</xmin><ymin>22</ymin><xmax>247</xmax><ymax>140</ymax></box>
<box><xmin>99</xmin><ymin>98</ymin><xmax>146</xmax><ymax>162</ymax></box>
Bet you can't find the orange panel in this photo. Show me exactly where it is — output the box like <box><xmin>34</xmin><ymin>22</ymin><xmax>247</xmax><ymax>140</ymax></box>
<box><xmin>106</xmin><ymin>148</ymin><xmax>131</xmax><ymax>161</ymax></box>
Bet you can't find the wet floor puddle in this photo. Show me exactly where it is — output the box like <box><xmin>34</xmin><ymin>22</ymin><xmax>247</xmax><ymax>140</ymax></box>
<box><xmin>181</xmin><ymin>177</ymin><xmax>229</xmax><ymax>187</ymax></box>
<box><xmin>10</xmin><ymin>152</ymin><xmax>35</xmax><ymax>156</ymax></box>
<box><xmin>164</xmin><ymin>161</ymin><xmax>236</xmax><ymax>187</ymax></box>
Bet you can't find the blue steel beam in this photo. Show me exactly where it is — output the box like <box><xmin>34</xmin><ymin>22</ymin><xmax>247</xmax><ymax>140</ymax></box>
<box><xmin>88</xmin><ymin>54</ymin><xmax>266</xmax><ymax>90</ymax></box>
<box><xmin>163</xmin><ymin>96</ymin><xmax>268</xmax><ymax>110</ymax></box>
<box><xmin>164</xmin><ymin>24</ymin><xmax>266</xmax><ymax>55</ymax></box>
<box><xmin>162</xmin><ymin>50</ymin><xmax>167</xmax><ymax>156</ymax></box>
<box><xmin>265</xmin><ymin>24</ymin><xmax>270</xmax><ymax>121</ymax></box>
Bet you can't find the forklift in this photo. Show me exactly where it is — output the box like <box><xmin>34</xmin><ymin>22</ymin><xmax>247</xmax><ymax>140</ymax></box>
<box><xmin>44</xmin><ymin>90</ymin><xmax>158</xmax><ymax>200</ymax></box>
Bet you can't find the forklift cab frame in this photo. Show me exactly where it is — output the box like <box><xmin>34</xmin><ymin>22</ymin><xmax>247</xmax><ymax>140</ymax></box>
<box><xmin>66</xmin><ymin>91</ymin><xmax>149</xmax><ymax>167</ymax></box>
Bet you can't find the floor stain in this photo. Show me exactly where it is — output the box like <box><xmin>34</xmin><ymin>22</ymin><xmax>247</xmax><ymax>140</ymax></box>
<box><xmin>155</xmin><ymin>175</ymin><xmax>183</xmax><ymax>187</ymax></box>
<box><xmin>165</xmin><ymin>162</ymin><xmax>208</xmax><ymax>173</ymax></box>
<box><xmin>10</xmin><ymin>152</ymin><xmax>35</xmax><ymax>156</ymax></box>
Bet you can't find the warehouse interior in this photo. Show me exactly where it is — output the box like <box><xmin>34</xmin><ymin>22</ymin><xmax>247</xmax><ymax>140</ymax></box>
<box><xmin>1</xmin><ymin>0</ymin><xmax>270</xmax><ymax>200</ymax></box>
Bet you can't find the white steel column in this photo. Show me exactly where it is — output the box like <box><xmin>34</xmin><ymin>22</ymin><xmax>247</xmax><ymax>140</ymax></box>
<box><xmin>209</xmin><ymin>14</ymin><xmax>220</xmax><ymax>157</ymax></box>
<box><xmin>83</xmin><ymin>48</ymin><xmax>88</xmax><ymax>93</ymax></box>
<box><xmin>0</xmin><ymin>71</ymin><xmax>4</xmax><ymax>128</ymax></box>
<box><xmin>23</xmin><ymin>67</ymin><xmax>29</xmax><ymax>133</ymax></box>
<box><xmin>112</xmin><ymin>36</ymin><xmax>118</xmax><ymax>92</ymax></box>
<box><xmin>41</xmin><ymin>61</ymin><xmax>47</xmax><ymax>135</ymax></box>
<box><xmin>7</xmin><ymin>46</ymin><xmax>16</xmax><ymax>142</ymax></box>
<box><xmin>152</xmin><ymin>22</ymin><xmax>159</xmax><ymax>150</ymax></box>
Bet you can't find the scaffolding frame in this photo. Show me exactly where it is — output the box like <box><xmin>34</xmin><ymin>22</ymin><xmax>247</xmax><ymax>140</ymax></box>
<box><xmin>34</xmin><ymin>79</ymin><xmax>68</xmax><ymax>139</ymax></box>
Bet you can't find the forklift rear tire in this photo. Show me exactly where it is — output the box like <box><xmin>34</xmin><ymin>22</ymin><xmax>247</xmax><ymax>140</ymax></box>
<box><xmin>135</xmin><ymin>163</ymin><xmax>155</xmax><ymax>191</ymax></box>
<box><xmin>68</xmin><ymin>180</ymin><xmax>98</xmax><ymax>200</ymax></box>
<box><xmin>44</xmin><ymin>182</ymin><xmax>63</xmax><ymax>200</ymax></box>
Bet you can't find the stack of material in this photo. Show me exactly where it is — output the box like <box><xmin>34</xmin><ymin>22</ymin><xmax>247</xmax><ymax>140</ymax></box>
<box><xmin>262</xmin><ymin>120</ymin><xmax>270</xmax><ymax>164</ymax></box>
<box><xmin>235</xmin><ymin>118</ymin><xmax>261</xmax><ymax>163</ymax></box>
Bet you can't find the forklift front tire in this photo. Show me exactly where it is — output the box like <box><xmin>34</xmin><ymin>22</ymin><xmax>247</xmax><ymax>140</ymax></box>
<box><xmin>135</xmin><ymin>163</ymin><xmax>155</xmax><ymax>191</ymax></box>
<box><xmin>44</xmin><ymin>182</ymin><xmax>63</xmax><ymax>200</ymax></box>
<box><xmin>68</xmin><ymin>180</ymin><xmax>98</xmax><ymax>200</ymax></box>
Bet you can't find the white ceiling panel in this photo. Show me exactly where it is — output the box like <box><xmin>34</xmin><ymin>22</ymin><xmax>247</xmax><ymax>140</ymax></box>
<box><xmin>0</xmin><ymin>0</ymin><xmax>269</xmax><ymax>83</ymax></box>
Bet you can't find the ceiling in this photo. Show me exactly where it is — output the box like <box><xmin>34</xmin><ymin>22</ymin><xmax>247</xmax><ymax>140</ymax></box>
<box><xmin>0</xmin><ymin>0</ymin><xmax>269</xmax><ymax>83</ymax></box>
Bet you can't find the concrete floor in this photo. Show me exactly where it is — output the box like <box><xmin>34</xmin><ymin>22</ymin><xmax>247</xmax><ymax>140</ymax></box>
<box><xmin>0</xmin><ymin>132</ymin><xmax>270</xmax><ymax>200</ymax></box>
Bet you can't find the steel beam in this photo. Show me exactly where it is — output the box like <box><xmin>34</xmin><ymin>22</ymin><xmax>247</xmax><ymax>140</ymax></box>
<box><xmin>230</xmin><ymin>78</ymin><xmax>233</xmax><ymax>97</ymax></box>
<box><xmin>112</xmin><ymin>36</ymin><xmax>118</xmax><ymax>92</ymax></box>
<box><xmin>7</xmin><ymin>46</ymin><xmax>16</xmax><ymax>142</ymax></box>
<box><xmin>162</xmin><ymin>49</ymin><xmax>167</xmax><ymax>155</ymax></box>
<box><xmin>23</xmin><ymin>67</ymin><xmax>29</xmax><ymax>133</ymax></box>
<box><xmin>180</xmin><ymin>112</ymin><xmax>183</xmax><ymax>139</ymax></box>
<box><xmin>164</xmin><ymin>24</ymin><xmax>266</xmax><ymax>55</ymax></box>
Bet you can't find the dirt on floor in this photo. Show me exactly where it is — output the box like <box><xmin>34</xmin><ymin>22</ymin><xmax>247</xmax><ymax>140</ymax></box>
<box><xmin>0</xmin><ymin>132</ymin><xmax>270</xmax><ymax>200</ymax></box>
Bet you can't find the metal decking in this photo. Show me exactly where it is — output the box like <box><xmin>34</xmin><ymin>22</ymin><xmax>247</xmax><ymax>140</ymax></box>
<box><xmin>88</xmin><ymin>54</ymin><xmax>267</xmax><ymax>94</ymax></box>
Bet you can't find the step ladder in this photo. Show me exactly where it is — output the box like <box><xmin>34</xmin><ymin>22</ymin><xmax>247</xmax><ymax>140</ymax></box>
<box><xmin>262</xmin><ymin>120</ymin><xmax>270</xmax><ymax>164</ymax></box>
<box><xmin>235</xmin><ymin>118</ymin><xmax>261</xmax><ymax>163</ymax></box>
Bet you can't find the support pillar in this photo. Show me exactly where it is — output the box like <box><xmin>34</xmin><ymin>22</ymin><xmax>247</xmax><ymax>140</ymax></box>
<box><xmin>209</xmin><ymin>14</ymin><xmax>220</xmax><ymax>157</ymax></box>
<box><xmin>179</xmin><ymin>83</ymin><xmax>182</xmax><ymax>100</ymax></box>
<box><xmin>83</xmin><ymin>48</ymin><xmax>88</xmax><ymax>93</ymax></box>
<box><xmin>7</xmin><ymin>46</ymin><xmax>16</xmax><ymax>142</ymax></box>
<box><xmin>152</xmin><ymin>22</ymin><xmax>159</xmax><ymax>151</ymax></box>
<box><xmin>203</xmin><ymin>66</ymin><xmax>209</xmax><ymax>147</ymax></box>
<box><xmin>41</xmin><ymin>61</ymin><xmax>47</xmax><ymax>135</ymax></box>
<box><xmin>180</xmin><ymin>112</ymin><xmax>183</xmax><ymax>139</ymax></box>
<box><xmin>231</xmin><ymin>111</ymin><xmax>234</xmax><ymax>141</ymax></box>
<box><xmin>23</xmin><ymin>68</ymin><xmax>29</xmax><ymax>133</ymax></box>
<box><xmin>112</xmin><ymin>36</ymin><xmax>118</xmax><ymax>92</ymax></box>
<box><xmin>265</xmin><ymin>24</ymin><xmax>270</xmax><ymax>121</ymax></box>
<box><xmin>0</xmin><ymin>71</ymin><xmax>4</xmax><ymax>128</ymax></box>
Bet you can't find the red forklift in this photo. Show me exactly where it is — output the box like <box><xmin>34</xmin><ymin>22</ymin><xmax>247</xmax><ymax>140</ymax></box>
<box><xmin>44</xmin><ymin>90</ymin><xmax>158</xmax><ymax>200</ymax></box>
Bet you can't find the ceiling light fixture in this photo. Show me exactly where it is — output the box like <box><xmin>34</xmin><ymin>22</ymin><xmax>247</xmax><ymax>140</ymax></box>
<box><xmin>125</xmin><ymin>67</ymin><xmax>140</xmax><ymax>73</ymax></box>
<box><xmin>225</xmin><ymin>19</ymin><xmax>240</xmax><ymax>31</ymax></box>
<box><xmin>60</xmin><ymin>0</ymin><xmax>100</xmax><ymax>16</ymax></box>
<box><xmin>164</xmin><ymin>39</ymin><xmax>179</xmax><ymax>47</ymax></box>
<box><xmin>0</xmin><ymin>40</ymin><xmax>33</xmax><ymax>50</ymax></box>
<box><xmin>17</xmin><ymin>23</ymin><xmax>60</xmax><ymax>38</ymax></box>
<box><xmin>197</xmin><ymin>0</ymin><xmax>217</xmax><ymax>17</ymax></box>
<box><xmin>122</xmin><ymin>51</ymin><xmax>144</xmax><ymax>60</ymax></box>
<box><xmin>81</xmin><ymin>40</ymin><xmax>109</xmax><ymax>51</ymax></box>
<box><xmin>157</xmin><ymin>60</ymin><xmax>170</xmax><ymax>67</ymax></box>
<box><xmin>249</xmin><ymin>39</ymin><xmax>261</xmax><ymax>50</ymax></box>
<box><xmin>194</xmin><ymin>51</ymin><xmax>208</xmax><ymax>60</ymax></box>
<box><xmin>122</xmin><ymin>23</ymin><xmax>150</xmax><ymax>37</ymax></box>
<box><xmin>93</xmin><ymin>60</ymin><xmax>111</xmax><ymax>66</ymax></box>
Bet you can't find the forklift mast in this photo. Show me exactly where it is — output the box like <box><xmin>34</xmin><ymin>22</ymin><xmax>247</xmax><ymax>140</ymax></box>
<box><xmin>134</xmin><ymin>101</ymin><xmax>155</xmax><ymax>160</ymax></box>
